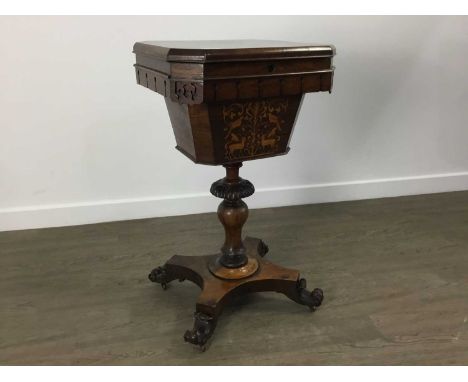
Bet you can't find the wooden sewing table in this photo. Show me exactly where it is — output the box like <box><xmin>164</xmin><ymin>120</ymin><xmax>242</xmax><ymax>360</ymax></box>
<box><xmin>133</xmin><ymin>40</ymin><xmax>336</xmax><ymax>350</ymax></box>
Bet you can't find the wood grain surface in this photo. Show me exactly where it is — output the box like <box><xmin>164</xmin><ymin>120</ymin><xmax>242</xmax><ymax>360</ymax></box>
<box><xmin>1</xmin><ymin>191</ymin><xmax>468</xmax><ymax>365</ymax></box>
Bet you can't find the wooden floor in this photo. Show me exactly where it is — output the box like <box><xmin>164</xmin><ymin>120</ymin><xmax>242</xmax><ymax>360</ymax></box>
<box><xmin>1</xmin><ymin>191</ymin><xmax>468</xmax><ymax>365</ymax></box>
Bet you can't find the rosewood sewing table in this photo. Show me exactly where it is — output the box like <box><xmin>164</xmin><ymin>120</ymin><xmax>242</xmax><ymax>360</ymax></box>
<box><xmin>133</xmin><ymin>40</ymin><xmax>335</xmax><ymax>350</ymax></box>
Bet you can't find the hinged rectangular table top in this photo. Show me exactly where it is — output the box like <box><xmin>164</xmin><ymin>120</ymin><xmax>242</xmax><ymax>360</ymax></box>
<box><xmin>133</xmin><ymin>40</ymin><xmax>335</xmax><ymax>63</ymax></box>
<box><xmin>133</xmin><ymin>39</ymin><xmax>336</xmax><ymax>105</ymax></box>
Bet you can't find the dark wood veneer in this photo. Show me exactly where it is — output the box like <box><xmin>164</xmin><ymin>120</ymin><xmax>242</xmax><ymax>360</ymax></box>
<box><xmin>133</xmin><ymin>40</ymin><xmax>336</xmax><ymax>349</ymax></box>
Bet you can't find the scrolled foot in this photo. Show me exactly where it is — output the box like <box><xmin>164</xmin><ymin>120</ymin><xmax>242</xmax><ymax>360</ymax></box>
<box><xmin>257</xmin><ymin>240</ymin><xmax>269</xmax><ymax>257</ymax></box>
<box><xmin>184</xmin><ymin>312</ymin><xmax>217</xmax><ymax>350</ymax></box>
<box><xmin>297</xmin><ymin>278</ymin><xmax>324</xmax><ymax>311</ymax></box>
<box><xmin>148</xmin><ymin>266</ymin><xmax>169</xmax><ymax>289</ymax></box>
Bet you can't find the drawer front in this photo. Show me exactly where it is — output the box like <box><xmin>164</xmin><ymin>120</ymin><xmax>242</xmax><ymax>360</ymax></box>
<box><xmin>204</xmin><ymin>57</ymin><xmax>332</xmax><ymax>79</ymax></box>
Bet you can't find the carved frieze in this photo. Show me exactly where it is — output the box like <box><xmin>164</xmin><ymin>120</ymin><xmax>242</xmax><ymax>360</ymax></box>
<box><xmin>135</xmin><ymin>64</ymin><xmax>333</xmax><ymax>105</ymax></box>
<box><xmin>174</xmin><ymin>81</ymin><xmax>203</xmax><ymax>104</ymax></box>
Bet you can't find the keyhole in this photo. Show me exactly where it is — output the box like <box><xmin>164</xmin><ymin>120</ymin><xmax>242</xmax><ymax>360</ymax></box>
<box><xmin>267</xmin><ymin>64</ymin><xmax>275</xmax><ymax>73</ymax></box>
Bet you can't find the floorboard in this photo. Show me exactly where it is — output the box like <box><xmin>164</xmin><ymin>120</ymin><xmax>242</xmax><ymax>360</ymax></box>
<box><xmin>1</xmin><ymin>191</ymin><xmax>468</xmax><ymax>365</ymax></box>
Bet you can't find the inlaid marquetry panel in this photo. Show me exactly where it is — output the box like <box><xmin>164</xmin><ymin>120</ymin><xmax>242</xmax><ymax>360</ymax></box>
<box><xmin>210</xmin><ymin>96</ymin><xmax>303</xmax><ymax>162</ymax></box>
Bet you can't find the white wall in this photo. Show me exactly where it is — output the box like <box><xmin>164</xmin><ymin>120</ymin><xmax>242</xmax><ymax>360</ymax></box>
<box><xmin>1</xmin><ymin>16</ymin><xmax>468</xmax><ymax>231</ymax></box>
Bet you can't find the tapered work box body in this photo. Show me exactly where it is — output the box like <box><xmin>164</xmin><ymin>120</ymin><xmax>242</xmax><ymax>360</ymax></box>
<box><xmin>133</xmin><ymin>40</ymin><xmax>335</xmax><ymax>165</ymax></box>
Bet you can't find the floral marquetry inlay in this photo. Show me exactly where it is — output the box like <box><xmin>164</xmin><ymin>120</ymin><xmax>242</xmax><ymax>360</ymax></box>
<box><xmin>222</xmin><ymin>99</ymin><xmax>289</xmax><ymax>160</ymax></box>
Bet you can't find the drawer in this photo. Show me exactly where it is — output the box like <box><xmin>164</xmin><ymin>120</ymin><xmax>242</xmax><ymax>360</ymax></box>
<box><xmin>203</xmin><ymin>57</ymin><xmax>332</xmax><ymax>79</ymax></box>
